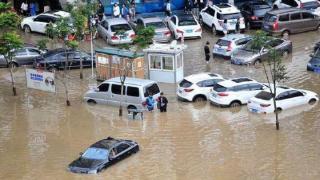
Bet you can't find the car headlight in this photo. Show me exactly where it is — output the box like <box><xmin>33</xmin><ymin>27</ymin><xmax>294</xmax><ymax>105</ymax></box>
<box><xmin>88</xmin><ymin>169</ymin><xmax>97</xmax><ymax>174</ymax></box>
<box><xmin>307</xmin><ymin>63</ymin><xmax>311</xmax><ymax>67</ymax></box>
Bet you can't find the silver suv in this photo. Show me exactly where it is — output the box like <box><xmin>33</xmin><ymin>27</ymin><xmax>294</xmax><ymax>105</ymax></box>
<box><xmin>262</xmin><ymin>8</ymin><xmax>320</xmax><ymax>37</ymax></box>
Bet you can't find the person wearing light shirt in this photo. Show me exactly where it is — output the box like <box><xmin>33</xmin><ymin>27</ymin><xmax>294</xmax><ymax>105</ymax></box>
<box><xmin>113</xmin><ymin>3</ymin><xmax>120</xmax><ymax>18</ymax></box>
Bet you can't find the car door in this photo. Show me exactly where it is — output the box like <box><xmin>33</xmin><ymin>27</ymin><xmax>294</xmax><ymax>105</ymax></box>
<box><xmin>233</xmin><ymin>84</ymin><xmax>252</xmax><ymax>103</ymax></box>
<box><xmin>289</xmin><ymin>12</ymin><xmax>303</xmax><ymax>33</ymax></box>
<box><xmin>93</xmin><ymin>83</ymin><xmax>110</xmax><ymax>104</ymax></box>
<box><xmin>13</xmin><ymin>49</ymin><xmax>28</xmax><ymax>66</ymax></box>
<box><xmin>275</xmin><ymin>91</ymin><xmax>290</xmax><ymax>109</ymax></box>
<box><xmin>286</xmin><ymin>90</ymin><xmax>306</xmax><ymax>108</ymax></box>
<box><xmin>126</xmin><ymin>86</ymin><xmax>141</xmax><ymax>108</ymax></box>
<box><xmin>207</xmin><ymin>7</ymin><xmax>216</xmax><ymax>28</ymax></box>
<box><xmin>109</xmin><ymin>83</ymin><xmax>126</xmax><ymax>107</ymax></box>
<box><xmin>26</xmin><ymin>48</ymin><xmax>41</xmax><ymax>65</ymax></box>
<box><xmin>32</xmin><ymin>15</ymin><xmax>49</xmax><ymax>33</ymax></box>
<box><xmin>98</xmin><ymin>20</ymin><xmax>109</xmax><ymax>40</ymax></box>
<box><xmin>301</xmin><ymin>12</ymin><xmax>317</xmax><ymax>31</ymax></box>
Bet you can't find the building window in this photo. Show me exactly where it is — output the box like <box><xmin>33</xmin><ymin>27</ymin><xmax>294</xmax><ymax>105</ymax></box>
<box><xmin>149</xmin><ymin>54</ymin><xmax>174</xmax><ymax>71</ymax></box>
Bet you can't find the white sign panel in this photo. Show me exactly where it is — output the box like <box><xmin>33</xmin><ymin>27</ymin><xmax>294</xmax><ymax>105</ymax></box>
<box><xmin>26</xmin><ymin>69</ymin><xmax>56</xmax><ymax>93</ymax></box>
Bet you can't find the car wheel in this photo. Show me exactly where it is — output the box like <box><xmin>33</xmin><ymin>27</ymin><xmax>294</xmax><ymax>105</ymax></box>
<box><xmin>127</xmin><ymin>105</ymin><xmax>137</xmax><ymax>111</ymax></box>
<box><xmin>275</xmin><ymin>107</ymin><xmax>282</xmax><ymax>113</ymax></box>
<box><xmin>230</xmin><ymin>101</ymin><xmax>241</xmax><ymax>108</ymax></box>
<box><xmin>23</xmin><ymin>25</ymin><xmax>31</xmax><ymax>33</ymax></box>
<box><xmin>193</xmin><ymin>95</ymin><xmax>206</xmax><ymax>102</ymax></box>
<box><xmin>253</xmin><ymin>59</ymin><xmax>261</xmax><ymax>68</ymax></box>
<box><xmin>308</xmin><ymin>98</ymin><xmax>317</xmax><ymax>105</ymax></box>
<box><xmin>212</xmin><ymin>25</ymin><xmax>217</xmax><ymax>35</ymax></box>
<box><xmin>282</xmin><ymin>50</ymin><xmax>289</xmax><ymax>58</ymax></box>
<box><xmin>282</xmin><ymin>30</ymin><xmax>289</xmax><ymax>39</ymax></box>
<box><xmin>87</xmin><ymin>99</ymin><xmax>97</xmax><ymax>105</ymax></box>
<box><xmin>199</xmin><ymin>16</ymin><xmax>203</xmax><ymax>26</ymax></box>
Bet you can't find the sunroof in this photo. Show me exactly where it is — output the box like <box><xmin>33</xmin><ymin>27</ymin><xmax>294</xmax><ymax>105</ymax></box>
<box><xmin>232</xmin><ymin>78</ymin><xmax>253</xmax><ymax>83</ymax></box>
<box><xmin>216</xmin><ymin>3</ymin><xmax>231</xmax><ymax>8</ymax></box>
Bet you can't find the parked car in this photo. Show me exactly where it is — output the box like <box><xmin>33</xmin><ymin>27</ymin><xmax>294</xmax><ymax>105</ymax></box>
<box><xmin>21</xmin><ymin>10</ymin><xmax>71</xmax><ymax>34</ymax></box>
<box><xmin>176</xmin><ymin>73</ymin><xmax>224</xmax><ymax>102</ymax></box>
<box><xmin>0</xmin><ymin>45</ymin><xmax>45</xmax><ymax>68</ymax></box>
<box><xmin>314</xmin><ymin>41</ymin><xmax>320</xmax><ymax>52</ymax></box>
<box><xmin>68</xmin><ymin>137</ymin><xmax>139</xmax><ymax>174</ymax></box>
<box><xmin>97</xmin><ymin>18</ymin><xmax>135</xmax><ymax>45</ymax></box>
<box><xmin>167</xmin><ymin>14</ymin><xmax>202</xmax><ymax>39</ymax></box>
<box><xmin>240</xmin><ymin>1</ymin><xmax>272</xmax><ymax>29</ymax></box>
<box><xmin>307</xmin><ymin>47</ymin><xmax>320</xmax><ymax>71</ymax></box>
<box><xmin>231</xmin><ymin>38</ymin><xmax>292</xmax><ymax>66</ymax></box>
<box><xmin>83</xmin><ymin>77</ymin><xmax>161</xmax><ymax>110</ymax></box>
<box><xmin>199</xmin><ymin>3</ymin><xmax>245</xmax><ymax>35</ymax></box>
<box><xmin>34</xmin><ymin>48</ymin><xmax>94</xmax><ymax>71</ymax></box>
<box><xmin>247</xmin><ymin>86</ymin><xmax>319</xmax><ymax>113</ymax></box>
<box><xmin>129</xmin><ymin>16</ymin><xmax>171</xmax><ymax>42</ymax></box>
<box><xmin>262</xmin><ymin>8</ymin><xmax>320</xmax><ymax>37</ymax></box>
<box><xmin>273</xmin><ymin>0</ymin><xmax>320</xmax><ymax>16</ymax></box>
<box><xmin>212</xmin><ymin>34</ymin><xmax>252</xmax><ymax>58</ymax></box>
<box><xmin>209</xmin><ymin>77</ymin><xmax>267</xmax><ymax>107</ymax></box>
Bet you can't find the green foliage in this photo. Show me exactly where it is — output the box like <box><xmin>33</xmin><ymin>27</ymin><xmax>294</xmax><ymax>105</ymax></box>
<box><xmin>71</xmin><ymin>8</ymin><xmax>87</xmax><ymax>41</ymax></box>
<box><xmin>36</xmin><ymin>39</ymin><xmax>49</xmax><ymax>50</ymax></box>
<box><xmin>0</xmin><ymin>32</ymin><xmax>23</xmax><ymax>60</ymax></box>
<box><xmin>268</xmin><ymin>48</ymin><xmax>289</xmax><ymax>83</ymax></box>
<box><xmin>55</xmin><ymin>17</ymin><xmax>73</xmax><ymax>40</ymax></box>
<box><xmin>0</xmin><ymin>3</ymin><xmax>21</xmax><ymax>34</ymax></box>
<box><xmin>64</xmin><ymin>3</ymin><xmax>74</xmax><ymax>13</ymax></box>
<box><xmin>0</xmin><ymin>2</ymin><xmax>11</xmax><ymax>13</ymax></box>
<box><xmin>66</xmin><ymin>40</ymin><xmax>79</xmax><ymax>49</ymax></box>
<box><xmin>251</xmin><ymin>30</ymin><xmax>271</xmax><ymax>50</ymax></box>
<box><xmin>133</xmin><ymin>26</ymin><xmax>155</xmax><ymax>50</ymax></box>
<box><xmin>45</xmin><ymin>22</ymin><xmax>58</xmax><ymax>39</ymax></box>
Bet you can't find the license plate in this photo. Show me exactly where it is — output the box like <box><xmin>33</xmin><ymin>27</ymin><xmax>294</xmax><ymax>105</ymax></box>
<box><xmin>186</xmin><ymin>29</ymin><xmax>192</xmax><ymax>33</ymax></box>
<box><xmin>120</xmin><ymin>35</ymin><xmax>127</xmax><ymax>39</ymax></box>
<box><xmin>156</xmin><ymin>32</ymin><xmax>162</xmax><ymax>36</ymax></box>
<box><xmin>250</xmin><ymin>108</ymin><xmax>258</xmax><ymax>113</ymax></box>
<box><xmin>217</xmin><ymin>48</ymin><xmax>225</xmax><ymax>52</ymax></box>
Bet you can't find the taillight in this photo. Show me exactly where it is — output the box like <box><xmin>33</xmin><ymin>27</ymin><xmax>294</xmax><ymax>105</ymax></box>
<box><xmin>164</xmin><ymin>31</ymin><xmax>171</xmax><ymax>36</ymax></box>
<box><xmin>130</xmin><ymin>34</ymin><xmax>136</xmax><ymax>39</ymax></box>
<box><xmin>273</xmin><ymin>20</ymin><xmax>279</xmax><ymax>30</ymax></box>
<box><xmin>260</xmin><ymin>104</ymin><xmax>271</xmax><ymax>107</ymax></box>
<box><xmin>217</xmin><ymin>92</ymin><xmax>229</xmax><ymax>96</ymax></box>
<box><xmin>195</xmin><ymin>27</ymin><xmax>202</xmax><ymax>32</ymax></box>
<box><xmin>184</xmin><ymin>89</ymin><xmax>194</xmax><ymax>92</ymax></box>
<box><xmin>177</xmin><ymin>29</ymin><xmax>184</xmax><ymax>34</ymax></box>
<box><xmin>226</xmin><ymin>42</ymin><xmax>232</xmax><ymax>52</ymax></box>
<box><xmin>111</xmin><ymin>36</ymin><xmax>119</xmax><ymax>40</ymax></box>
<box><xmin>251</xmin><ymin>16</ymin><xmax>258</xmax><ymax>20</ymax></box>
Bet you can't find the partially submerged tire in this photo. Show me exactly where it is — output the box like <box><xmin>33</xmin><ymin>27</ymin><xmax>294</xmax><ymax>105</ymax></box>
<box><xmin>230</xmin><ymin>101</ymin><xmax>241</xmax><ymax>108</ymax></box>
<box><xmin>193</xmin><ymin>95</ymin><xmax>206</xmax><ymax>102</ymax></box>
<box><xmin>308</xmin><ymin>98</ymin><xmax>316</xmax><ymax>105</ymax></box>
<box><xmin>87</xmin><ymin>99</ymin><xmax>96</xmax><ymax>105</ymax></box>
<box><xmin>212</xmin><ymin>25</ymin><xmax>217</xmax><ymax>35</ymax></box>
<box><xmin>23</xmin><ymin>25</ymin><xmax>31</xmax><ymax>33</ymax></box>
<box><xmin>253</xmin><ymin>59</ymin><xmax>261</xmax><ymax>68</ymax></box>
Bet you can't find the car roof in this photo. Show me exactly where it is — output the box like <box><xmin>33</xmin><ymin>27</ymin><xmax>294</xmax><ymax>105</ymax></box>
<box><xmin>184</xmin><ymin>73</ymin><xmax>223</xmax><ymax>82</ymax></box>
<box><xmin>247</xmin><ymin>1</ymin><xmax>270</xmax><ymax>6</ymax></box>
<box><xmin>261</xmin><ymin>86</ymin><xmax>295</xmax><ymax>96</ymax></box>
<box><xmin>267</xmin><ymin>8</ymin><xmax>303</xmax><ymax>15</ymax></box>
<box><xmin>218</xmin><ymin>77</ymin><xmax>257</xmax><ymax>87</ymax></box>
<box><xmin>90</xmin><ymin>137</ymin><xmax>122</xmax><ymax>150</ymax></box>
<box><xmin>40</xmin><ymin>10</ymin><xmax>70</xmax><ymax>18</ymax></box>
<box><xmin>106</xmin><ymin>18</ymin><xmax>129</xmax><ymax>25</ymax></box>
<box><xmin>220</xmin><ymin>34</ymin><xmax>251</xmax><ymax>41</ymax></box>
<box><xmin>105</xmin><ymin>77</ymin><xmax>157</xmax><ymax>86</ymax></box>
<box><xmin>211</xmin><ymin>3</ymin><xmax>240</xmax><ymax>13</ymax></box>
<box><xmin>139</xmin><ymin>16</ymin><xmax>163</xmax><ymax>23</ymax></box>
<box><xmin>300</xmin><ymin>0</ymin><xmax>318</xmax><ymax>3</ymax></box>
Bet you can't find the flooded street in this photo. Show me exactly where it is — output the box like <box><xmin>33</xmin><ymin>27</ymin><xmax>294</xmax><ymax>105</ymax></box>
<box><xmin>1</xmin><ymin>29</ymin><xmax>320</xmax><ymax>180</ymax></box>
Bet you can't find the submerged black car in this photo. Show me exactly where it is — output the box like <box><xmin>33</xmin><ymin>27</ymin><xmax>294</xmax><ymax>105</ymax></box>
<box><xmin>68</xmin><ymin>137</ymin><xmax>139</xmax><ymax>174</ymax></box>
<box><xmin>34</xmin><ymin>48</ymin><xmax>95</xmax><ymax>71</ymax></box>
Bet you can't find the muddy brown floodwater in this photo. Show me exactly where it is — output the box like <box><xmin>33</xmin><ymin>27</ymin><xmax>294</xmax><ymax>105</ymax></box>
<box><xmin>1</xmin><ymin>30</ymin><xmax>320</xmax><ymax>180</ymax></box>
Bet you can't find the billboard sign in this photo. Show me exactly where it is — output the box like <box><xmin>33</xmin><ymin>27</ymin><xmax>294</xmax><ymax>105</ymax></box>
<box><xmin>26</xmin><ymin>69</ymin><xmax>56</xmax><ymax>93</ymax></box>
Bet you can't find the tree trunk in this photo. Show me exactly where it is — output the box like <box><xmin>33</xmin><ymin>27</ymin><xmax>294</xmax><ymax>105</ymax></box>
<box><xmin>64</xmin><ymin>48</ymin><xmax>71</xmax><ymax>106</ymax></box>
<box><xmin>119</xmin><ymin>81</ymin><xmax>124</xmax><ymax>116</ymax></box>
<box><xmin>80</xmin><ymin>53</ymin><xmax>83</xmax><ymax>79</ymax></box>
<box><xmin>9</xmin><ymin>67</ymin><xmax>17</xmax><ymax>96</ymax></box>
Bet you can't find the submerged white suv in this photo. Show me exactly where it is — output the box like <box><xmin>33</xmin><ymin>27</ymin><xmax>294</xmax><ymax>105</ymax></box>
<box><xmin>199</xmin><ymin>3</ymin><xmax>246</xmax><ymax>35</ymax></box>
<box><xmin>177</xmin><ymin>73</ymin><xmax>224</xmax><ymax>102</ymax></box>
<box><xmin>209</xmin><ymin>77</ymin><xmax>266</xmax><ymax>107</ymax></box>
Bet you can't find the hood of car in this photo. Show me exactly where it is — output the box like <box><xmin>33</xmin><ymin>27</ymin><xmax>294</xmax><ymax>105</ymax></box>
<box><xmin>22</xmin><ymin>16</ymin><xmax>36</xmax><ymax>22</ymax></box>
<box><xmin>69</xmin><ymin>157</ymin><xmax>105</xmax><ymax>170</ymax></box>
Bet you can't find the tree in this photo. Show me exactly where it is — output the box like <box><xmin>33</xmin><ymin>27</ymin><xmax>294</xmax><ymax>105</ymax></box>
<box><xmin>118</xmin><ymin>26</ymin><xmax>155</xmax><ymax>116</ymax></box>
<box><xmin>251</xmin><ymin>30</ymin><xmax>288</xmax><ymax>130</ymax></box>
<box><xmin>0</xmin><ymin>2</ymin><xmax>23</xmax><ymax>96</ymax></box>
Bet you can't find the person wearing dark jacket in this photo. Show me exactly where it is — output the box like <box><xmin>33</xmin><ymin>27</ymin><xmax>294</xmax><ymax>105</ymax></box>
<box><xmin>157</xmin><ymin>92</ymin><xmax>168</xmax><ymax>112</ymax></box>
<box><xmin>204</xmin><ymin>41</ymin><xmax>210</xmax><ymax>63</ymax></box>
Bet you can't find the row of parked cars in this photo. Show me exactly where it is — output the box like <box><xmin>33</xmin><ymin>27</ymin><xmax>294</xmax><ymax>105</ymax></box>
<box><xmin>176</xmin><ymin>72</ymin><xmax>319</xmax><ymax>113</ymax></box>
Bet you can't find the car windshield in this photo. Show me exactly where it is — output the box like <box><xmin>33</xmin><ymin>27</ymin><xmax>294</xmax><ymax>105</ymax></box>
<box><xmin>178</xmin><ymin>17</ymin><xmax>197</xmax><ymax>26</ymax></box>
<box><xmin>111</xmin><ymin>24</ymin><xmax>131</xmax><ymax>32</ymax></box>
<box><xmin>179</xmin><ymin>79</ymin><xmax>193</xmax><ymax>88</ymax></box>
<box><xmin>146</xmin><ymin>22</ymin><xmax>166</xmax><ymax>28</ymax></box>
<box><xmin>221</xmin><ymin>13</ymin><xmax>242</xmax><ymax>19</ymax></box>
<box><xmin>82</xmin><ymin>148</ymin><xmax>108</xmax><ymax>160</ymax></box>
<box><xmin>213</xmin><ymin>84</ymin><xmax>228</xmax><ymax>92</ymax></box>
<box><xmin>314</xmin><ymin>49</ymin><xmax>320</xmax><ymax>58</ymax></box>
<box><xmin>243</xmin><ymin>40</ymin><xmax>261</xmax><ymax>51</ymax></box>
<box><xmin>255</xmin><ymin>91</ymin><xmax>273</xmax><ymax>100</ymax></box>
<box><xmin>216</xmin><ymin>39</ymin><xmax>230</xmax><ymax>46</ymax></box>
<box><xmin>253</xmin><ymin>4</ymin><xmax>271</xmax><ymax>9</ymax></box>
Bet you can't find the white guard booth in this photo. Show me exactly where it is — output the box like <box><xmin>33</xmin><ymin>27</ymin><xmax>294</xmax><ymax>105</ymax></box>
<box><xmin>144</xmin><ymin>41</ymin><xmax>187</xmax><ymax>83</ymax></box>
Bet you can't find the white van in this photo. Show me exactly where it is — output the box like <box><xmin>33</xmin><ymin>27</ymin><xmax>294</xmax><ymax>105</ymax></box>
<box><xmin>83</xmin><ymin>77</ymin><xmax>161</xmax><ymax>110</ymax></box>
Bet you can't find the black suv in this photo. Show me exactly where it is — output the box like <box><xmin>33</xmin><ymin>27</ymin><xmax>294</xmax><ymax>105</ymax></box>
<box><xmin>240</xmin><ymin>1</ymin><xmax>272</xmax><ymax>29</ymax></box>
